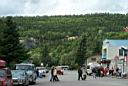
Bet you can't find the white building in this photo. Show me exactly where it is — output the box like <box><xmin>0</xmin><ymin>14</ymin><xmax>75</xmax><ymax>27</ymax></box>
<box><xmin>102</xmin><ymin>39</ymin><xmax>128</xmax><ymax>73</ymax></box>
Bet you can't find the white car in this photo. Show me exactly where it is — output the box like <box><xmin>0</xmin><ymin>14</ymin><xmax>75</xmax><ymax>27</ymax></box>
<box><xmin>36</xmin><ymin>67</ymin><xmax>47</xmax><ymax>77</ymax></box>
<box><xmin>87</xmin><ymin>63</ymin><xmax>100</xmax><ymax>75</ymax></box>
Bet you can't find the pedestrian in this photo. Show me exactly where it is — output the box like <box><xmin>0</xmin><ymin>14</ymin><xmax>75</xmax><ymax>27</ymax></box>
<box><xmin>97</xmin><ymin>67</ymin><xmax>101</xmax><ymax>77</ymax></box>
<box><xmin>82</xmin><ymin>71</ymin><xmax>87</xmax><ymax>80</ymax></box>
<box><xmin>104</xmin><ymin>67</ymin><xmax>109</xmax><ymax>76</ymax></box>
<box><xmin>118</xmin><ymin>68</ymin><xmax>122</xmax><ymax>77</ymax></box>
<box><xmin>92</xmin><ymin>67</ymin><xmax>97</xmax><ymax>78</ymax></box>
<box><xmin>50</xmin><ymin>66</ymin><xmax>54</xmax><ymax>82</ymax></box>
<box><xmin>36</xmin><ymin>68</ymin><xmax>39</xmax><ymax>78</ymax></box>
<box><xmin>100</xmin><ymin>66</ymin><xmax>104</xmax><ymax>77</ymax></box>
<box><xmin>111</xmin><ymin>67</ymin><xmax>114</xmax><ymax>76</ymax></box>
<box><xmin>116</xmin><ymin>67</ymin><xmax>120</xmax><ymax>77</ymax></box>
<box><xmin>78</xmin><ymin>67</ymin><xmax>83</xmax><ymax>80</ymax></box>
<box><xmin>53</xmin><ymin>68</ymin><xmax>60</xmax><ymax>81</ymax></box>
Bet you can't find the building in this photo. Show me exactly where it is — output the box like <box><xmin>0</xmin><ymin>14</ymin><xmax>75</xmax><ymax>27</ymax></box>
<box><xmin>20</xmin><ymin>37</ymin><xmax>37</xmax><ymax>49</ymax></box>
<box><xmin>102</xmin><ymin>39</ymin><xmax>128</xmax><ymax>73</ymax></box>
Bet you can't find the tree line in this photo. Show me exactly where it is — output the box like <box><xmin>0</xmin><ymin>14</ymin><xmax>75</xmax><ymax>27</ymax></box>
<box><xmin>0</xmin><ymin>13</ymin><xmax>128</xmax><ymax>68</ymax></box>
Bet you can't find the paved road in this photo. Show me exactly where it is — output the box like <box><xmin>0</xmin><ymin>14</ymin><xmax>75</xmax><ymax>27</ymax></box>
<box><xmin>30</xmin><ymin>70</ymin><xmax>128</xmax><ymax>86</ymax></box>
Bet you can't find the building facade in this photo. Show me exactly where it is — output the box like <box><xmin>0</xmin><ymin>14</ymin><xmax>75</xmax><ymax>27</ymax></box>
<box><xmin>102</xmin><ymin>39</ymin><xmax>128</xmax><ymax>73</ymax></box>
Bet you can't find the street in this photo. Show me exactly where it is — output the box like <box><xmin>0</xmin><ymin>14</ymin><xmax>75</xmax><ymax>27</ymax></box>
<box><xmin>30</xmin><ymin>70</ymin><xmax>128</xmax><ymax>86</ymax></box>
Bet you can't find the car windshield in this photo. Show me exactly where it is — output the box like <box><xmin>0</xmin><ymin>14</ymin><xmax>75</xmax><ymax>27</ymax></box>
<box><xmin>0</xmin><ymin>69</ymin><xmax>6</xmax><ymax>77</ymax></box>
<box><xmin>16</xmin><ymin>65</ymin><xmax>34</xmax><ymax>70</ymax></box>
<box><xmin>11</xmin><ymin>70</ymin><xmax>25</xmax><ymax>77</ymax></box>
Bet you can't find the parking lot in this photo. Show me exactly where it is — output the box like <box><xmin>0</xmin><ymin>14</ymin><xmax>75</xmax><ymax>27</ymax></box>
<box><xmin>30</xmin><ymin>70</ymin><xmax>128</xmax><ymax>86</ymax></box>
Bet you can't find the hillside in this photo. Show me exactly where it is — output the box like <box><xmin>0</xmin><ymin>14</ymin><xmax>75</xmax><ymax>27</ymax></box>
<box><xmin>1</xmin><ymin>13</ymin><xmax>128</xmax><ymax>66</ymax></box>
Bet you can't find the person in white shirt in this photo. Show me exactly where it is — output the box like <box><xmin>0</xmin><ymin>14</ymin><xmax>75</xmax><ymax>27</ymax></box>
<box><xmin>53</xmin><ymin>68</ymin><xmax>60</xmax><ymax>81</ymax></box>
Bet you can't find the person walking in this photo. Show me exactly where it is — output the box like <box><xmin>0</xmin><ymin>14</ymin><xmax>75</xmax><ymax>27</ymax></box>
<box><xmin>36</xmin><ymin>68</ymin><xmax>39</xmax><ymax>78</ymax></box>
<box><xmin>78</xmin><ymin>67</ymin><xmax>83</xmax><ymax>80</ymax></box>
<box><xmin>53</xmin><ymin>68</ymin><xmax>60</xmax><ymax>81</ymax></box>
<box><xmin>50</xmin><ymin>66</ymin><xmax>54</xmax><ymax>82</ymax></box>
<box><xmin>111</xmin><ymin>67</ymin><xmax>114</xmax><ymax>76</ymax></box>
<box><xmin>92</xmin><ymin>67</ymin><xmax>97</xmax><ymax>78</ymax></box>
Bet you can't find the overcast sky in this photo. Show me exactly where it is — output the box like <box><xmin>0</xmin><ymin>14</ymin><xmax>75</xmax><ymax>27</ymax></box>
<box><xmin>0</xmin><ymin>0</ymin><xmax>128</xmax><ymax>16</ymax></box>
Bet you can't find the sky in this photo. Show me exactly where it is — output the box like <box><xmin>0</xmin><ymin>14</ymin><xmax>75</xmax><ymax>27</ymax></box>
<box><xmin>0</xmin><ymin>0</ymin><xmax>128</xmax><ymax>16</ymax></box>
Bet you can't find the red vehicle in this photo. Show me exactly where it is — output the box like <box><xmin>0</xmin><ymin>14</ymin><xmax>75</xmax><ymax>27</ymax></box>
<box><xmin>56</xmin><ymin>66</ymin><xmax>64</xmax><ymax>75</ymax></box>
<box><xmin>0</xmin><ymin>60</ymin><xmax>13</xmax><ymax>86</ymax></box>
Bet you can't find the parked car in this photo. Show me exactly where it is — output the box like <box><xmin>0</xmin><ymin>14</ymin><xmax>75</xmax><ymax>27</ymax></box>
<box><xmin>11</xmin><ymin>70</ymin><xmax>29</xmax><ymax>86</ymax></box>
<box><xmin>0</xmin><ymin>60</ymin><xmax>13</xmax><ymax>86</ymax></box>
<box><xmin>15</xmin><ymin>63</ymin><xmax>37</xmax><ymax>84</ymax></box>
<box><xmin>56</xmin><ymin>66</ymin><xmax>64</xmax><ymax>75</ymax></box>
<box><xmin>87</xmin><ymin>62</ymin><xmax>100</xmax><ymax>75</ymax></box>
<box><xmin>36</xmin><ymin>67</ymin><xmax>48</xmax><ymax>77</ymax></box>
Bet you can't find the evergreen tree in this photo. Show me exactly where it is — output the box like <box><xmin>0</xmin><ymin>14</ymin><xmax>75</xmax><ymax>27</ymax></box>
<box><xmin>40</xmin><ymin>45</ymin><xmax>51</xmax><ymax>67</ymax></box>
<box><xmin>0</xmin><ymin>19</ymin><xmax>6</xmax><ymax>56</ymax></box>
<box><xmin>76</xmin><ymin>33</ymin><xmax>87</xmax><ymax>66</ymax></box>
<box><xmin>0</xmin><ymin>17</ymin><xmax>29</xmax><ymax>66</ymax></box>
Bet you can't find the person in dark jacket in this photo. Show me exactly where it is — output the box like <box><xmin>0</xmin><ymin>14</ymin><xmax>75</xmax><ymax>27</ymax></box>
<box><xmin>78</xmin><ymin>67</ymin><xmax>83</xmax><ymax>80</ymax></box>
<box><xmin>36</xmin><ymin>69</ymin><xmax>39</xmax><ymax>78</ymax></box>
<box><xmin>92</xmin><ymin>67</ymin><xmax>97</xmax><ymax>78</ymax></box>
<box><xmin>50</xmin><ymin>66</ymin><xmax>54</xmax><ymax>82</ymax></box>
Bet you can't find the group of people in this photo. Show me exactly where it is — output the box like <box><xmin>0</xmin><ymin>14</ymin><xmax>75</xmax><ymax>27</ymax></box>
<box><xmin>50</xmin><ymin>66</ymin><xmax>87</xmax><ymax>81</ymax></box>
<box><xmin>92</xmin><ymin>66</ymin><xmax>106</xmax><ymax>78</ymax></box>
<box><xmin>50</xmin><ymin>67</ymin><xmax>60</xmax><ymax>82</ymax></box>
<box><xmin>91</xmin><ymin>66</ymin><xmax>122</xmax><ymax>78</ymax></box>
<box><xmin>36</xmin><ymin>65</ymin><xmax>122</xmax><ymax>81</ymax></box>
<box><xmin>109</xmin><ymin>67</ymin><xmax>122</xmax><ymax>77</ymax></box>
<box><xmin>36</xmin><ymin>65</ymin><xmax>124</xmax><ymax>82</ymax></box>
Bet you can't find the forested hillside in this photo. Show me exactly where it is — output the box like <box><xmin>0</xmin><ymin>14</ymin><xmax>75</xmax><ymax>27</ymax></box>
<box><xmin>1</xmin><ymin>13</ymin><xmax>128</xmax><ymax>67</ymax></box>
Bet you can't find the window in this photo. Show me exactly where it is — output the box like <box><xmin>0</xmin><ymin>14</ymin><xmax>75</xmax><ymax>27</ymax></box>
<box><xmin>16</xmin><ymin>65</ymin><xmax>34</xmax><ymax>70</ymax></box>
<box><xmin>119</xmin><ymin>49</ymin><xmax>123</xmax><ymax>56</ymax></box>
<box><xmin>119</xmin><ymin>49</ymin><xmax>127</xmax><ymax>56</ymax></box>
<box><xmin>124</xmin><ymin>50</ymin><xmax>127</xmax><ymax>56</ymax></box>
<box><xmin>0</xmin><ymin>69</ymin><xmax>6</xmax><ymax>77</ymax></box>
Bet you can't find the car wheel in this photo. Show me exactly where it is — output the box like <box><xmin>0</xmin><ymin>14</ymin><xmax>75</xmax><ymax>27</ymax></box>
<box><xmin>32</xmin><ymin>78</ymin><xmax>36</xmax><ymax>85</ymax></box>
<box><xmin>26</xmin><ymin>84</ymin><xmax>29</xmax><ymax>86</ymax></box>
<box><xmin>26</xmin><ymin>81</ymin><xmax>29</xmax><ymax>86</ymax></box>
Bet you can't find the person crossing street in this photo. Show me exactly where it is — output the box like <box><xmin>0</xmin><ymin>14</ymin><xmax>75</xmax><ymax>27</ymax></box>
<box><xmin>78</xmin><ymin>67</ymin><xmax>83</xmax><ymax>80</ymax></box>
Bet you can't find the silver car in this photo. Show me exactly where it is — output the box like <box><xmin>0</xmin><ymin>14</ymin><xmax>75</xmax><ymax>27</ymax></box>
<box><xmin>15</xmin><ymin>63</ymin><xmax>37</xmax><ymax>84</ymax></box>
<box><xmin>11</xmin><ymin>70</ymin><xmax>29</xmax><ymax>86</ymax></box>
